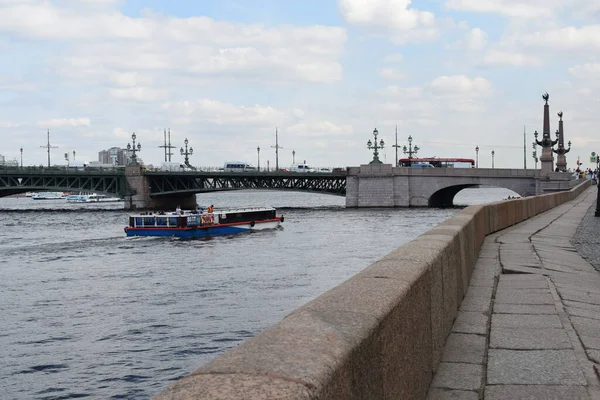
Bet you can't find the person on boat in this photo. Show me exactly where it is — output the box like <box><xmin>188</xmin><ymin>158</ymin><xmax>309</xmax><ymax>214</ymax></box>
<box><xmin>207</xmin><ymin>204</ymin><xmax>214</xmax><ymax>213</ymax></box>
<box><xmin>176</xmin><ymin>205</ymin><xmax>182</xmax><ymax>215</ymax></box>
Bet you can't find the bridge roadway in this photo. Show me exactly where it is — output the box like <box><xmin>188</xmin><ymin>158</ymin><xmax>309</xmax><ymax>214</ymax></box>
<box><xmin>0</xmin><ymin>164</ymin><xmax>577</xmax><ymax>209</ymax></box>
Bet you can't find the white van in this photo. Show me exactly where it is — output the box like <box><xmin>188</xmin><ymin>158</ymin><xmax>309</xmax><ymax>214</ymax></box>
<box><xmin>291</xmin><ymin>164</ymin><xmax>316</xmax><ymax>173</ymax></box>
<box><xmin>223</xmin><ymin>161</ymin><xmax>257</xmax><ymax>172</ymax></box>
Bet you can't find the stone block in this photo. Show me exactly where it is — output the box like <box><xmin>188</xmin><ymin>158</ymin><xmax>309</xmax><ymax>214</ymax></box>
<box><xmin>459</xmin><ymin>295</ymin><xmax>492</xmax><ymax>313</ymax></box>
<box><xmin>430</xmin><ymin>362</ymin><xmax>483</xmax><ymax>391</ymax></box>
<box><xmin>491</xmin><ymin>314</ymin><xmax>562</xmax><ymax>329</ymax></box>
<box><xmin>494</xmin><ymin>290</ymin><xmax>555</xmax><ymax>305</ymax></box>
<box><xmin>484</xmin><ymin>385</ymin><xmax>590</xmax><ymax>400</ymax></box>
<box><xmin>441</xmin><ymin>333</ymin><xmax>486</xmax><ymax>364</ymax></box>
<box><xmin>490</xmin><ymin>328</ymin><xmax>571</xmax><ymax>349</ymax></box>
<box><xmin>452</xmin><ymin>311</ymin><xmax>488</xmax><ymax>335</ymax></box>
<box><xmin>153</xmin><ymin>373</ymin><xmax>312</xmax><ymax>400</ymax></box>
<box><xmin>426</xmin><ymin>388</ymin><xmax>478</xmax><ymax>400</ymax></box>
<box><xmin>493</xmin><ymin>304</ymin><xmax>557</xmax><ymax>314</ymax></box>
<box><xmin>487</xmin><ymin>349</ymin><xmax>587</xmax><ymax>385</ymax></box>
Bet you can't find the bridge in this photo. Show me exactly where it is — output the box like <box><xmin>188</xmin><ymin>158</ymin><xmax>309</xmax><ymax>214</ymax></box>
<box><xmin>0</xmin><ymin>164</ymin><xmax>577</xmax><ymax>209</ymax></box>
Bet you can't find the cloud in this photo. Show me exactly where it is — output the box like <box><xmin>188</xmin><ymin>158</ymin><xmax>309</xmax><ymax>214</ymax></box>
<box><xmin>480</xmin><ymin>50</ymin><xmax>543</xmax><ymax>67</ymax></box>
<box><xmin>109</xmin><ymin>87</ymin><xmax>170</xmax><ymax>102</ymax></box>
<box><xmin>338</xmin><ymin>0</ymin><xmax>438</xmax><ymax>43</ymax></box>
<box><xmin>287</xmin><ymin>121</ymin><xmax>353</xmax><ymax>137</ymax></box>
<box><xmin>0</xmin><ymin>2</ymin><xmax>347</xmax><ymax>85</ymax></box>
<box><xmin>445</xmin><ymin>0</ymin><xmax>560</xmax><ymax>19</ymax></box>
<box><xmin>37</xmin><ymin>118</ymin><xmax>91</xmax><ymax>127</ymax></box>
<box><xmin>379</xmin><ymin>68</ymin><xmax>405</xmax><ymax>80</ymax></box>
<box><xmin>382</xmin><ymin>53</ymin><xmax>404</xmax><ymax>63</ymax></box>
<box><xmin>465</xmin><ymin>28</ymin><xmax>488</xmax><ymax>50</ymax></box>
<box><xmin>429</xmin><ymin>75</ymin><xmax>492</xmax><ymax>95</ymax></box>
<box><xmin>162</xmin><ymin>99</ymin><xmax>286</xmax><ymax>127</ymax></box>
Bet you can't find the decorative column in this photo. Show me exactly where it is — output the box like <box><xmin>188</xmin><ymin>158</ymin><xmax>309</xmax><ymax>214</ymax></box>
<box><xmin>552</xmin><ymin>111</ymin><xmax>571</xmax><ymax>172</ymax></box>
<box><xmin>534</xmin><ymin>93</ymin><xmax>558</xmax><ymax>176</ymax></box>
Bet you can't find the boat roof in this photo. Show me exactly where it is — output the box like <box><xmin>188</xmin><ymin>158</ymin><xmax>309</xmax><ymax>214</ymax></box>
<box><xmin>128</xmin><ymin>206</ymin><xmax>276</xmax><ymax>217</ymax></box>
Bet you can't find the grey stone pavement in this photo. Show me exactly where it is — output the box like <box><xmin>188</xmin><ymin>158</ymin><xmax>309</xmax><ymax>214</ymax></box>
<box><xmin>427</xmin><ymin>187</ymin><xmax>600</xmax><ymax>400</ymax></box>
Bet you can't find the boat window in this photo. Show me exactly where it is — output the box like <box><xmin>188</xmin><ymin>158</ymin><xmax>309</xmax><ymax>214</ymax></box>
<box><xmin>143</xmin><ymin>217</ymin><xmax>156</xmax><ymax>226</ymax></box>
<box><xmin>156</xmin><ymin>217</ymin><xmax>167</xmax><ymax>226</ymax></box>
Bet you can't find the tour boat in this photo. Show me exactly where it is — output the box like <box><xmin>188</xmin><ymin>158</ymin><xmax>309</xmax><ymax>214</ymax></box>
<box><xmin>124</xmin><ymin>207</ymin><xmax>284</xmax><ymax>238</ymax></box>
<box><xmin>32</xmin><ymin>192</ymin><xmax>66</xmax><ymax>200</ymax></box>
<box><xmin>66</xmin><ymin>193</ymin><xmax>123</xmax><ymax>203</ymax></box>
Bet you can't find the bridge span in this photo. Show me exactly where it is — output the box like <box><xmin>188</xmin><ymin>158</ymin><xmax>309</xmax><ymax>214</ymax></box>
<box><xmin>0</xmin><ymin>164</ymin><xmax>577</xmax><ymax>209</ymax></box>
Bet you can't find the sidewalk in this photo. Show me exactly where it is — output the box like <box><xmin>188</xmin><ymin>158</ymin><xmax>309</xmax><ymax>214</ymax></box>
<box><xmin>427</xmin><ymin>187</ymin><xmax>600</xmax><ymax>400</ymax></box>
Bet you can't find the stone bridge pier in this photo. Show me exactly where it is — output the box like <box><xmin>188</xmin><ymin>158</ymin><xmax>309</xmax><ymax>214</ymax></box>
<box><xmin>124</xmin><ymin>165</ymin><xmax>196</xmax><ymax>211</ymax></box>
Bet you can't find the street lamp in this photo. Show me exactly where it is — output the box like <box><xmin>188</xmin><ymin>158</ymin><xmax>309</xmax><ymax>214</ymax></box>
<box><xmin>491</xmin><ymin>150</ymin><xmax>495</xmax><ymax>169</ymax></box>
<box><xmin>257</xmin><ymin>146</ymin><xmax>260</xmax><ymax>172</ymax></box>
<box><xmin>367</xmin><ymin>128</ymin><xmax>385</xmax><ymax>164</ymax></box>
<box><xmin>73</xmin><ymin>150</ymin><xmax>76</xmax><ymax>161</ymax></box>
<box><xmin>126</xmin><ymin>132</ymin><xmax>142</xmax><ymax>164</ymax></box>
<box><xmin>532</xmin><ymin>141</ymin><xmax>538</xmax><ymax>169</ymax></box>
<box><xmin>180</xmin><ymin>138</ymin><xmax>193</xmax><ymax>166</ymax></box>
<box><xmin>20</xmin><ymin>147</ymin><xmax>23</xmax><ymax>168</ymax></box>
<box><xmin>475</xmin><ymin>145</ymin><xmax>479</xmax><ymax>168</ymax></box>
<box><xmin>402</xmin><ymin>135</ymin><xmax>419</xmax><ymax>166</ymax></box>
<box><xmin>292</xmin><ymin>150</ymin><xmax>295</xmax><ymax>164</ymax></box>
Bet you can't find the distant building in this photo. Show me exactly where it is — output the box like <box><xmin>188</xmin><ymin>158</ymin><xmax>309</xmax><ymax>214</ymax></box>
<box><xmin>98</xmin><ymin>147</ymin><xmax>129</xmax><ymax>165</ymax></box>
<box><xmin>0</xmin><ymin>154</ymin><xmax>18</xmax><ymax>167</ymax></box>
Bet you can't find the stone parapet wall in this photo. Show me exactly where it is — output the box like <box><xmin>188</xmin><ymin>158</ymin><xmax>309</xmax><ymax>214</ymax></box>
<box><xmin>154</xmin><ymin>180</ymin><xmax>592</xmax><ymax>400</ymax></box>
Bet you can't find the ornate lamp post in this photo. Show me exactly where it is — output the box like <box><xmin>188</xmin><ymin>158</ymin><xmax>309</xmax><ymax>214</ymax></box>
<box><xmin>126</xmin><ymin>132</ymin><xmax>142</xmax><ymax>165</ymax></box>
<box><xmin>180</xmin><ymin>138</ymin><xmax>193</xmax><ymax>166</ymax></box>
<box><xmin>73</xmin><ymin>150</ymin><xmax>76</xmax><ymax>161</ymax></box>
<box><xmin>292</xmin><ymin>150</ymin><xmax>295</xmax><ymax>164</ymax></box>
<box><xmin>367</xmin><ymin>128</ymin><xmax>385</xmax><ymax>164</ymax></box>
<box><xmin>532</xmin><ymin>142</ymin><xmax>538</xmax><ymax>169</ymax></box>
<box><xmin>20</xmin><ymin>147</ymin><xmax>23</xmax><ymax>168</ymax></box>
<box><xmin>491</xmin><ymin>150</ymin><xmax>495</xmax><ymax>168</ymax></box>
<box><xmin>475</xmin><ymin>145</ymin><xmax>479</xmax><ymax>168</ymax></box>
<box><xmin>402</xmin><ymin>135</ymin><xmax>419</xmax><ymax>166</ymax></box>
<box><xmin>257</xmin><ymin>146</ymin><xmax>260</xmax><ymax>172</ymax></box>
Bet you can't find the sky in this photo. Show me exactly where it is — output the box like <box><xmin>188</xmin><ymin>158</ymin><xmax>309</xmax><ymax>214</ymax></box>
<box><xmin>1</xmin><ymin>0</ymin><xmax>599</xmax><ymax>170</ymax></box>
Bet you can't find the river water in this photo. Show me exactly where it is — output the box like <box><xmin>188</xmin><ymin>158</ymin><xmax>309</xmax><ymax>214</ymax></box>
<box><xmin>0</xmin><ymin>187</ymin><xmax>515</xmax><ymax>399</ymax></box>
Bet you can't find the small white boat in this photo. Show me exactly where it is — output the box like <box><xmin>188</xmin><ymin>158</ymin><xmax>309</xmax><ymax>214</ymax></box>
<box><xmin>32</xmin><ymin>192</ymin><xmax>66</xmax><ymax>200</ymax></box>
<box><xmin>66</xmin><ymin>193</ymin><xmax>123</xmax><ymax>203</ymax></box>
<box><xmin>124</xmin><ymin>207</ymin><xmax>284</xmax><ymax>238</ymax></box>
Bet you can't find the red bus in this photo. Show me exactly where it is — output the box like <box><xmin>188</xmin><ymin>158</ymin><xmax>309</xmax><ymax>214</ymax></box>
<box><xmin>398</xmin><ymin>158</ymin><xmax>475</xmax><ymax>168</ymax></box>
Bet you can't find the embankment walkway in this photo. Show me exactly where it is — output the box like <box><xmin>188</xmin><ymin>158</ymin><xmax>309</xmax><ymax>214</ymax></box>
<box><xmin>428</xmin><ymin>186</ymin><xmax>600</xmax><ymax>399</ymax></box>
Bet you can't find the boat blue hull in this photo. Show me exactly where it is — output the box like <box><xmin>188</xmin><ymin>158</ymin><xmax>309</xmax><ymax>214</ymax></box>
<box><xmin>125</xmin><ymin>225</ymin><xmax>250</xmax><ymax>238</ymax></box>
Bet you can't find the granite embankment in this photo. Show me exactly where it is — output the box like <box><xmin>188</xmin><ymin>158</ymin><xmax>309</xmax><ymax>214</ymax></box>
<box><xmin>154</xmin><ymin>180</ymin><xmax>592</xmax><ymax>400</ymax></box>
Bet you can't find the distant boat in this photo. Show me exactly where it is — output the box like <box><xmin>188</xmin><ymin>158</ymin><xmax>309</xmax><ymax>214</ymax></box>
<box><xmin>32</xmin><ymin>192</ymin><xmax>66</xmax><ymax>200</ymax></box>
<box><xmin>25</xmin><ymin>192</ymin><xmax>36</xmax><ymax>197</ymax></box>
<box><xmin>66</xmin><ymin>193</ymin><xmax>123</xmax><ymax>203</ymax></box>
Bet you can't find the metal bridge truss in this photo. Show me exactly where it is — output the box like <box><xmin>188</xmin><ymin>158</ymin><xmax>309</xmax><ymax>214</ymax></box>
<box><xmin>0</xmin><ymin>170</ymin><xmax>127</xmax><ymax>197</ymax></box>
<box><xmin>146</xmin><ymin>172</ymin><xmax>347</xmax><ymax>197</ymax></box>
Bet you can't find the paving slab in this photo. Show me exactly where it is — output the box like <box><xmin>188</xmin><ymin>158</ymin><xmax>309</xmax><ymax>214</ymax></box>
<box><xmin>493</xmin><ymin>304</ymin><xmax>557</xmax><ymax>314</ymax></box>
<box><xmin>491</xmin><ymin>313</ymin><xmax>563</xmax><ymax>329</ymax></box>
<box><xmin>496</xmin><ymin>279</ymin><xmax>548</xmax><ymax>289</ymax></box>
<box><xmin>426</xmin><ymin>388</ymin><xmax>478</xmax><ymax>400</ymax></box>
<box><xmin>494</xmin><ymin>290</ymin><xmax>555</xmax><ymax>305</ymax></box>
<box><xmin>490</xmin><ymin>327</ymin><xmax>571</xmax><ymax>349</ymax></box>
<box><xmin>464</xmin><ymin>286</ymin><xmax>493</xmax><ymax>299</ymax></box>
<box><xmin>484</xmin><ymin>384</ymin><xmax>591</xmax><ymax>400</ymax></box>
<box><xmin>459</xmin><ymin>295</ymin><xmax>492</xmax><ymax>312</ymax></box>
<box><xmin>565</xmin><ymin>300</ymin><xmax>600</xmax><ymax>313</ymax></box>
<box><xmin>441</xmin><ymin>333</ymin><xmax>486</xmax><ymax>364</ymax></box>
<box><xmin>487</xmin><ymin>349</ymin><xmax>587</xmax><ymax>385</ymax></box>
<box><xmin>451</xmin><ymin>311</ymin><xmax>488</xmax><ymax>335</ymax></box>
<box><xmin>571</xmin><ymin>316</ymin><xmax>600</xmax><ymax>339</ymax></box>
<box><xmin>430</xmin><ymin>362</ymin><xmax>483</xmax><ymax>391</ymax></box>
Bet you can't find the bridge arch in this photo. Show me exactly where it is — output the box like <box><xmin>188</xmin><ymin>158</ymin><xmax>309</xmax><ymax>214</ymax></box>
<box><xmin>427</xmin><ymin>184</ymin><xmax>523</xmax><ymax>207</ymax></box>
